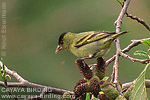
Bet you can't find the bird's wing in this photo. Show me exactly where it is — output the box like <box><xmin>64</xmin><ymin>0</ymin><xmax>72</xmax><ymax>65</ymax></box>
<box><xmin>75</xmin><ymin>32</ymin><xmax>116</xmax><ymax>48</ymax></box>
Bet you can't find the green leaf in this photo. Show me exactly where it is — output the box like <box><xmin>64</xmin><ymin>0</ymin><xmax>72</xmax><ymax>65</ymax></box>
<box><xmin>85</xmin><ymin>79</ymin><xmax>91</xmax><ymax>100</ymax></box>
<box><xmin>0</xmin><ymin>59</ymin><xmax>1</xmax><ymax>75</ymax></box>
<box><xmin>134</xmin><ymin>50</ymin><xmax>149</xmax><ymax>59</ymax></box>
<box><xmin>92</xmin><ymin>95</ymin><xmax>98</xmax><ymax>100</ymax></box>
<box><xmin>102</xmin><ymin>76</ymin><xmax>109</xmax><ymax>81</ymax></box>
<box><xmin>129</xmin><ymin>63</ymin><xmax>150</xmax><ymax>100</ymax></box>
<box><xmin>116</xmin><ymin>0</ymin><xmax>123</xmax><ymax>6</ymax></box>
<box><xmin>115</xmin><ymin>95</ymin><xmax>127</xmax><ymax>100</ymax></box>
<box><xmin>87</xmin><ymin>79</ymin><xmax>90</xmax><ymax>82</ymax></box>
<box><xmin>141</xmin><ymin>40</ymin><xmax>150</xmax><ymax>48</ymax></box>
<box><xmin>86</xmin><ymin>92</ymin><xmax>90</xmax><ymax>100</ymax></box>
<box><xmin>0</xmin><ymin>57</ymin><xmax>6</xmax><ymax>81</ymax></box>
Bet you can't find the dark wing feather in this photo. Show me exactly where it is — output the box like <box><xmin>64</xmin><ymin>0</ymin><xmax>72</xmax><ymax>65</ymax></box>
<box><xmin>75</xmin><ymin>32</ymin><xmax>114</xmax><ymax>48</ymax></box>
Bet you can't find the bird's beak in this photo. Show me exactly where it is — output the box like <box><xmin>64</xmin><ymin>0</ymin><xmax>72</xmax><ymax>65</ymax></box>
<box><xmin>55</xmin><ymin>45</ymin><xmax>62</xmax><ymax>54</ymax></box>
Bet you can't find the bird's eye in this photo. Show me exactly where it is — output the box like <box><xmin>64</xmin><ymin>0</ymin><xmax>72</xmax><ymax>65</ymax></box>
<box><xmin>60</xmin><ymin>40</ymin><xmax>63</xmax><ymax>45</ymax></box>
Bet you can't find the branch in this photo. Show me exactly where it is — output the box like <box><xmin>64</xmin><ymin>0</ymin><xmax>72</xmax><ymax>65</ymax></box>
<box><xmin>120</xmin><ymin>52</ymin><xmax>150</xmax><ymax>64</ymax></box>
<box><xmin>126</xmin><ymin>13</ymin><xmax>150</xmax><ymax>31</ymax></box>
<box><xmin>122</xmin><ymin>79</ymin><xmax>150</xmax><ymax>90</ymax></box>
<box><xmin>0</xmin><ymin>61</ymin><xmax>74</xmax><ymax>96</ymax></box>
<box><xmin>106</xmin><ymin>38</ymin><xmax>150</xmax><ymax>66</ymax></box>
<box><xmin>109</xmin><ymin>0</ymin><xmax>131</xmax><ymax>95</ymax></box>
<box><xmin>3</xmin><ymin>79</ymin><xmax>18</xmax><ymax>100</ymax></box>
<box><xmin>112</xmin><ymin>0</ymin><xmax>131</xmax><ymax>83</ymax></box>
<box><xmin>122</xmin><ymin>38</ymin><xmax>150</xmax><ymax>53</ymax></box>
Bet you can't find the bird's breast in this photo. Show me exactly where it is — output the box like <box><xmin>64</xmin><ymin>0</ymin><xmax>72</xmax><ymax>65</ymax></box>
<box><xmin>71</xmin><ymin>42</ymin><xmax>100</xmax><ymax>58</ymax></box>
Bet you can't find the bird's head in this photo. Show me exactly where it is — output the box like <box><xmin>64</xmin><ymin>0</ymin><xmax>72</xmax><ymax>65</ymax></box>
<box><xmin>55</xmin><ymin>32</ymin><xmax>74</xmax><ymax>53</ymax></box>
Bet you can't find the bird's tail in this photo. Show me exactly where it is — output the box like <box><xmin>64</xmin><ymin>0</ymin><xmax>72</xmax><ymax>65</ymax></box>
<box><xmin>112</xmin><ymin>31</ymin><xmax>128</xmax><ymax>39</ymax></box>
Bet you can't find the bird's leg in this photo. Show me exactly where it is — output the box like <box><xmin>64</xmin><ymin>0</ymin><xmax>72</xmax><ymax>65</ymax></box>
<box><xmin>77</xmin><ymin>56</ymin><xmax>93</xmax><ymax>60</ymax></box>
<box><xmin>75</xmin><ymin>59</ymin><xmax>93</xmax><ymax>80</ymax></box>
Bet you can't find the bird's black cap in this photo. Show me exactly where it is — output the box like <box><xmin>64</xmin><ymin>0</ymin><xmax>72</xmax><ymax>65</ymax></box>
<box><xmin>58</xmin><ymin>32</ymin><xmax>68</xmax><ymax>45</ymax></box>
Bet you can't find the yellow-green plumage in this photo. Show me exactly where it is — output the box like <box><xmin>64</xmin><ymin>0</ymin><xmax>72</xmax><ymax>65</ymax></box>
<box><xmin>56</xmin><ymin>31</ymin><xmax>127</xmax><ymax>59</ymax></box>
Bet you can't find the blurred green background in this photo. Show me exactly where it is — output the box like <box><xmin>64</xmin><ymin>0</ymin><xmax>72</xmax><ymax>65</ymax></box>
<box><xmin>0</xmin><ymin>0</ymin><xmax>150</xmax><ymax>99</ymax></box>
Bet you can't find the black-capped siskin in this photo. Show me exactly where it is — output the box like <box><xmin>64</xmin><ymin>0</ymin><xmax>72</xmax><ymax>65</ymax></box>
<box><xmin>56</xmin><ymin>31</ymin><xmax>127</xmax><ymax>59</ymax></box>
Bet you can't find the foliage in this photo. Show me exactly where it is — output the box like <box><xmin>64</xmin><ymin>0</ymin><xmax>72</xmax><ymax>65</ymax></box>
<box><xmin>134</xmin><ymin>39</ymin><xmax>150</xmax><ymax>59</ymax></box>
<box><xmin>142</xmin><ymin>40</ymin><xmax>150</xmax><ymax>48</ymax></box>
<box><xmin>0</xmin><ymin>57</ymin><xmax>6</xmax><ymax>82</ymax></box>
<box><xmin>134</xmin><ymin>50</ymin><xmax>149</xmax><ymax>59</ymax></box>
<box><xmin>129</xmin><ymin>63</ymin><xmax>149</xmax><ymax>100</ymax></box>
<box><xmin>116</xmin><ymin>0</ymin><xmax>123</xmax><ymax>6</ymax></box>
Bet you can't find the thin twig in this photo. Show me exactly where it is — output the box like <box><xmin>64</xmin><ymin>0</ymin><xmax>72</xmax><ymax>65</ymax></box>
<box><xmin>106</xmin><ymin>38</ymin><xmax>150</xmax><ymax>66</ymax></box>
<box><xmin>122</xmin><ymin>79</ymin><xmax>150</xmax><ymax>90</ymax></box>
<box><xmin>0</xmin><ymin>61</ymin><xmax>74</xmax><ymax>96</ymax></box>
<box><xmin>3</xmin><ymin>79</ymin><xmax>19</xmax><ymax>100</ymax></box>
<box><xmin>0</xmin><ymin>62</ymin><xmax>19</xmax><ymax>100</ymax></box>
<box><xmin>122</xmin><ymin>40</ymin><xmax>141</xmax><ymax>53</ymax></box>
<box><xmin>106</xmin><ymin>55</ymin><xmax>116</xmax><ymax>66</ymax></box>
<box><xmin>123</xmin><ymin>0</ymin><xmax>150</xmax><ymax>31</ymax></box>
<box><xmin>120</xmin><ymin>52</ymin><xmax>150</xmax><ymax>64</ymax></box>
<box><xmin>126</xmin><ymin>13</ymin><xmax>150</xmax><ymax>31</ymax></box>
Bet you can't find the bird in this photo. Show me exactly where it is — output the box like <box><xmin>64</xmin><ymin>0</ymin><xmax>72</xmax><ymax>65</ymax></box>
<box><xmin>55</xmin><ymin>31</ymin><xmax>127</xmax><ymax>59</ymax></box>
